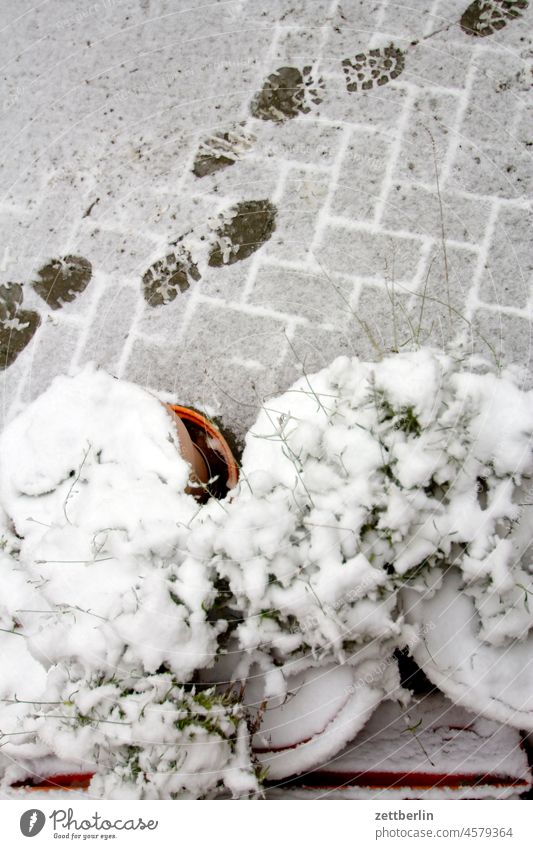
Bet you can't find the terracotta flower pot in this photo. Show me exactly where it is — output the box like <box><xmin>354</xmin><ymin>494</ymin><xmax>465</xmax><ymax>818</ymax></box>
<box><xmin>165</xmin><ymin>404</ymin><xmax>209</xmax><ymax>496</ymax></box>
<box><xmin>167</xmin><ymin>404</ymin><xmax>239</xmax><ymax>499</ymax></box>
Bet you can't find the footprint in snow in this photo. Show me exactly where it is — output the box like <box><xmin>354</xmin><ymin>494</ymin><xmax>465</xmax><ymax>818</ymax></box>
<box><xmin>142</xmin><ymin>248</ymin><xmax>201</xmax><ymax>307</ymax></box>
<box><xmin>207</xmin><ymin>200</ymin><xmax>277</xmax><ymax>268</ymax></box>
<box><xmin>141</xmin><ymin>200</ymin><xmax>277</xmax><ymax>307</ymax></box>
<box><xmin>342</xmin><ymin>45</ymin><xmax>405</xmax><ymax>92</ymax></box>
<box><xmin>32</xmin><ymin>255</ymin><xmax>92</xmax><ymax>310</ymax></box>
<box><xmin>250</xmin><ymin>66</ymin><xmax>325</xmax><ymax>122</ymax></box>
<box><xmin>460</xmin><ymin>0</ymin><xmax>528</xmax><ymax>37</ymax></box>
<box><xmin>0</xmin><ymin>282</ymin><xmax>41</xmax><ymax>370</ymax></box>
<box><xmin>192</xmin><ymin>124</ymin><xmax>256</xmax><ymax>178</ymax></box>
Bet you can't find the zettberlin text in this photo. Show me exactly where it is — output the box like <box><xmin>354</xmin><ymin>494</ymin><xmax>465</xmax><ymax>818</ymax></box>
<box><xmin>375</xmin><ymin>810</ymin><xmax>434</xmax><ymax>821</ymax></box>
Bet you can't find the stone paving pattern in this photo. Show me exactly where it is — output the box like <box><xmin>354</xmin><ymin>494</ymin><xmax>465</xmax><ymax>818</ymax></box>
<box><xmin>0</xmin><ymin>0</ymin><xmax>532</xmax><ymax>444</ymax></box>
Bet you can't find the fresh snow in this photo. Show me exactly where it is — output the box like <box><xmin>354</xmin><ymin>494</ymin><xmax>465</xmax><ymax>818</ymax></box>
<box><xmin>1</xmin><ymin>348</ymin><xmax>533</xmax><ymax>796</ymax></box>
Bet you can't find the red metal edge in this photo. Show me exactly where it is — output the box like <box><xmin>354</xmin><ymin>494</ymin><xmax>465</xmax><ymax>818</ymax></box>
<box><xmin>280</xmin><ymin>770</ymin><xmax>530</xmax><ymax>791</ymax></box>
<box><xmin>12</xmin><ymin>772</ymin><xmax>94</xmax><ymax>791</ymax></box>
<box><xmin>17</xmin><ymin>768</ymin><xmax>528</xmax><ymax>793</ymax></box>
<box><xmin>11</xmin><ymin>771</ymin><xmax>529</xmax><ymax>792</ymax></box>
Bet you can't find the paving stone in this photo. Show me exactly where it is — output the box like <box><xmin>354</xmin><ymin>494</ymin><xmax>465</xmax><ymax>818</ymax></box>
<box><xmin>319</xmin><ymin>77</ymin><xmax>408</xmax><ymax>130</ymax></box>
<box><xmin>307</xmin><ymin>248</ymin><xmax>477</xmax><ymax>361</ymax></box>
<box><xmin>403</xmin><ymin>37</ymin><xmax>474</xmax><ymax>89</ymax></box>
<box><xmin>71</xmin><ymin>224</ymin><xmax>159</xmax><ymax>283</ymax></box>
<box><xmin>8</xmin><ymin>174</ymin><xmax>94</xmax><ymax>275</ymax></box>
<box><xmin>405</xmin><ymin>243</ymin><xmax>479</xmax><ymax>342</ymax></box>
<box><xmin>331</xmin><ymin>130</ymin><xmax>393</xmax><ymax>221</ymax></box>
<box><xmin>128</xmin><ymin>299</ymin><xmax>287</xmax><ymax>392</ymax></box>
<box><xmin>274</xmin><ymin>23</ymin><xmax>329</xmax><ymax>66</ymax></box>
<box><xmin>0</xmin><ymin>346</ymin><xmax>30</xmax><ymax>428</ymax></box>
<box><xmin>448</xmin><ymin>140</ymin><xmax>533</xmax><ymax>198</ymax></box>
<box><xmin>317</xmin><ymin>223</ymin><xmax>423</xmax><ymax>284</ymax></box>
<box><xmin>5</xmin><ymin>172</ymin><xmax>90</xmax><ymax>272</ymax></box>
<box><xmin>135</xmin><ymin>285</ymin><xmax>192</xmax><ymax>344</ymax></box>
<box><xmin>395</xmin><ymin>89</ymin><xmax>461</xmax><ymax>184</ymax></box>
<box><xmin>77</xmin><ymin>282</ymin><xmax>141</xmax><ymax>372</ymax></box>
<box><xmin>264</xmin><ymin>168</ymin><xmax>329</xmax><ymax>263</ymax></box>
<box><xmin>381</xmin><ymin>181</ymin><xmax>490</xmax><ymax>243</ymax></box>
<box><xmin>180</xmin><ymin>361</ymin><xmax>287</xmax><ymax>442</ymax></box>
<box><xmin>122</xmin><ymin>336</ymin><xmax>184</xmax><ymax>398</ymax></box>
<box><xmin>472</xmin><ymin>307</ymin><xmax>533</xmax><ymax>385</ymax></box>
<box><xmin>351</xmin><ymin>284</ymin><xmax>418</xmax><ymax>359</ymax></box>
<box><xmin>124</xmin><ymin>336</ymin><xmax>283</xmax><ymax>442</ymax></box>
<box><xmin>21</xmin><ymin>317</ymin><xmax>80</xmax><ymax>403</ymax></box>
<box><xmin>515</xmin><ymin>102</ymin><xmax>533</xmax><ymax>148</ymax></box>
<box><xmin>248</xmin><ymin>262</ymin><xmax>354</xmax><ymax>324</ymax></box>
<box><xmin>102</xmin><ymin>190</ymin><xmax>215</xmax><ymax>249</ymax></box>
<box><xmin>181</xmin><ymin>302</ymin><xmax>286</xmax><ymax>367</ymax></box>
<box><xmin>478</xmin><ymin>205</ymin><xmax>533</xmax><ymax>308</ymax></box>
<box><xmin>461</xmin><ymin>52</ymin><xmax>529</xmax><ymax>147</ymax></box>
<box><xmin>251</xmin><ymin>118</ymin><xmax>345</xmax><ymax>167</ymax></box>
<box><xmin>196</xmin><ymin>262</ymin><xmax>255</xmax><ymax>303</ymax></box>
<box><xmin>284</xmin><ymin>323</ymin><xmax>358</xmax><ymax>377</ymax></box>
<box><xmin>91</xmin><ymin>131</ymin><xmax>193</xmax><ymax>203</ymax></box>
<box><xmin>247</xmin><ymin>0</ymin><xmax>335</xmax><ymax>26</ymax></box>
<box><xmin>380</xmin><ymin>1</ymin><xmax>463</xmax><ymax>39</ymax></box>
<box><xmin>0</xmin><ymin>167</ymin><xmax>47</xmax><ymax>215</ymax></box>
<box><xmin>0</xmin><ymin>212</ymin><xmax>38</xmax><ymax>281</ymax></box>
<box><xmin>322</xmin><ymin>9</ymin><xmax>397</xmax><ymax>62</ymax></box>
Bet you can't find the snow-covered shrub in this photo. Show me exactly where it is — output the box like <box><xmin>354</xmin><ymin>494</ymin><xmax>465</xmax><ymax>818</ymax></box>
<box><xmin>2</xmin><ymin>347</ymin><xmax>533</xmax><ymax>794</ymax></box>
<box><xmin>23</xmin><ymin>666</ymin><xmax>259</xmax><ymax>799</ymax></box>
<box><xmin>187</xmin><ymin>348</ymin><xmax>533</xmax><ymax>693</ymax></box>
<box><xmin>0</xmin><ymin>366</ymin><xmax>224</xmax><ymax>681</ymax></box>
<box><xmin>0</xmin><ymin>368</ymin><xmax>253</xmax><ymax>797</ymax></box>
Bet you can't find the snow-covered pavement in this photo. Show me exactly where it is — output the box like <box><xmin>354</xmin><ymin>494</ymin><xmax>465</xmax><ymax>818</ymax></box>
<box><xmin>0</xmin><ymin>0</ymin><xmax>532</xmax><ymax>442</ymax></box>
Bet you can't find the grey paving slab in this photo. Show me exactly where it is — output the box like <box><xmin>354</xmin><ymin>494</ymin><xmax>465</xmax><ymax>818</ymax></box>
<box><xmin>478</xmin><ymin>204</ymin><xmax>533</xmax><ymax>308</ymax></box>
<box><xmin>472</xmin><ymin>307</ymin><xmax>533</xmax><ymax>384</ymax></box>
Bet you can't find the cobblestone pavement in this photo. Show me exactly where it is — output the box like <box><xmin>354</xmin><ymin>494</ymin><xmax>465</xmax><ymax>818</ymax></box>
<box><xmin>0</xmin><ymin>0</ymin><xmax>532</xmax><ymax>444</ymax></box>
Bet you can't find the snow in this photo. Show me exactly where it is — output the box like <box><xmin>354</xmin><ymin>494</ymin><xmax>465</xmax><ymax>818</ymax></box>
<box><xmin>244</xmin><ymin>662</ymin><xmax>401</xmax><ymax>780</ymax></box>
<box><xmin>266</xmin><ymin>693</ymin><xmax>532</xmax><ymax>798</ymax></box>
<box><xmin>0</xmin><ymin>366</ymin><xmax>242</xmax><ymax>797</ymax></box>
<box><xmin>317</xmin><ymin>693</ymin><xmax>531</xmax><ymax>782</ymax></box>
<box><xmin>187</xmin><ymin>348</ymin><xmax>533</xmax><ymax>690</ymax></box>
<box><xmin>1</xmin><ymin>349</ymin><xmax>533</xmax><ymax>795</ymax></box>
<box><xmin>0</xmin><ymin>365</ymin><xmax>221</xmax><ymax>681</ymax></box>
<box><xmin>26</xmin><ymin>668</ymin><xmax>259</xmax><ymax>800</ymax></box>
<box><xmin>402</xmin><ymin>569</ymin><xmax>533</xmax><ymax>731</ymax></box>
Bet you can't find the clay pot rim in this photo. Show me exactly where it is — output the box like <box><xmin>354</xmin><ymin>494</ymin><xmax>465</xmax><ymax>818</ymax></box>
<box><xmin>170</xmin><ymin>405</ymin><xmax>239</xmax><ymax>491</ymax></box>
